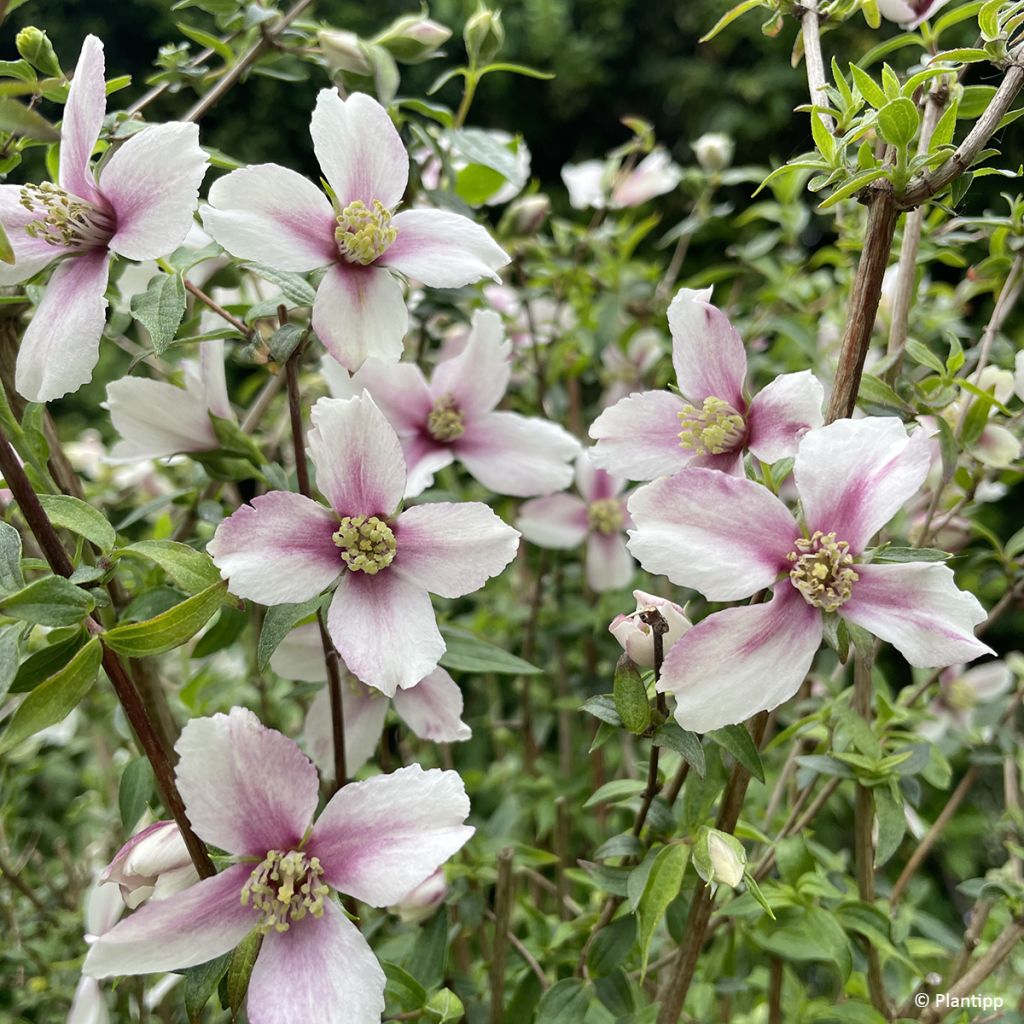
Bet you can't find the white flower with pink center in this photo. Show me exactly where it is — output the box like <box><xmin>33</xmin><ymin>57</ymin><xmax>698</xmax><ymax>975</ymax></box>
<box><xmin>627</xmin><ymin>417</ymin><xmax>993</xmax><ymax>733</ymax></box>
<box><xmin>0</xmin><ymin>36</ymin><xmax>209</xmax><ymax>403</ymax></box>
<box><xmin>207</xmin><ymin>393</ymin><xmax>520</xmax><ymax>695</ymax></box>
<box><xmin>589</xmin><ymin>286</ymin><xmax>824</xmax><ymax>480</ymax></box>
<box><xmin>561</xmin><ymin>148</ymin><xmax>682</xmax><ymax>210</ymax></box>
<box><xmin>323</xmin><ymin>310</ymin><xmax>579</xmax><ymax>497</ymax></box>
<box><xmin>877</xmin><ymin>0</ymin><xmax>953</xmax><ymax>28</ymax></box>
<box><xmin>201</xmin><ymin>90</ymin><xmax>509</xmax><ymax>372</ymax></box>
<box><xmin>84</xmin><ymin>707</ymin><xmax>474</xmax><ymax>1024</ymax></box>
<box><xmin>516</xmin><ymin>453</ymin><xmax>635</xmax><ymax>592</ymax></box>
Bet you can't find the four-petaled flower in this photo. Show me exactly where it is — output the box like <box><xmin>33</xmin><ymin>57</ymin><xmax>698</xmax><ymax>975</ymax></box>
<box><xmin>0</xmin><ymin>35</ymin><xmax>208</xmax><ymax>402</ymax></box>
<box><xmin>85</xmin><ymin>707</ymin><xmax>474</xmax><ymax>1024</ymax></box>
<box><xmin>201</xmin><ymin>90</ymin><xmax>509</xmax><ymax>372</ymax></box>
<box><xmin>208</xmin><ymin>393</ymin><xmax>520</xmax><ymax>694</ymax></box>
<box><xmin>589</xmin><ymin>287</ymin><xmax>824</xmax><ymax>480</ymax></box>
<box><xmin>627</xmin><ymin>417</ymin><xmax>993</xmax><ymax>733</ymax></box>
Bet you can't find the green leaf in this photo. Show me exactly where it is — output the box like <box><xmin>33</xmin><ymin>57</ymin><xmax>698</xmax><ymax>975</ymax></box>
<box><xmin>534</xmin><ymin>977</ymin><xmax>589</xmax><ymax>1024</ymax></box>
<box><xmin>425</xmin><ymin>988</ymin><xmax>465</xmax><ymax>1022</ymax></box>
<box><xmin>0</xmin><ymin>520</ymin><xmax>25</xmax><ymax>593</ymax></box>
<box><xmin>449</xmin><ymin>128</ymin><xmax>524</xmax><ymax>187</ymax></box>
<box><xmin>580</xmin><ymin>694</ymin><xmax>622</xmax><ymax>727</ymax></box>
<box><xmin>477</xmin><ymin>61</ymin><xmax>555</xmax><ymax>81</ymax></box>
<box><xmin>708</xmin><ymin>724</ymin><xmax>765</xmax><ymax>783</ymax></box>
<box><xmin>120</xmin><ymin>541</ymin><xmax>222</xmax><ymax>594</ymax></box>
<box><xmin>587</xmin><ymin>914</ymin><xmax>637</xmax><ymax>977</ymax></box>
<box><xmin>407</xmin><ymin>906</ymin><xmax>448</xmax><ymax>990</ymax></box>
<box><xmin>978</xmin><ymin>0</ymin><xmax>1002</xmax><ymax>41</ymax></box>
<box><xmin>0</xmin><ymin>638</ymin><xmax>101</xmax><ymax>753</ymax></box>
<box><xmin>0</xmin><ymin>624</ymin><xmax>20</xmax><ymax>703</ymax></box>
<box><xmin>119</xmin><ymin>756</ymin><xmax>155</xmax><ymax>831</ymax></box>
<box><xmin>652</xmin><ymin>721</ymin><xmax>706</xmax><ymax>778</ymax></box>
<box><xmin>0</xmin><ymin>97</ymin><xmax>58</xmax><ymax>139</ymax></box>
<box><xmin>818</xmin><ymin>168</ymin><xmax>888</xmax><ymax>210</ymax></box>
<box><xmin>905</xmin><ymin>338</ymin><xmax>946</xmax><ymax>375</ymax></box>
<box><xmin>636</xmin><ymin>843</ymin><xmax>689</xmax><ymax>977</ymax></box>
<box><xmin>454</xmin><ymin>162</ymin><xmax>507</xmax><ymax>205</ymax></box>
<box><xmin>583</xmin><ymin>778</ymin><xmax>647</xmax><ymax>809</ymax></box>
<box><xmin>38</xmin><ymin>493</ymin><xmax>116</xmax><ymax>552</ymax></box>
<box><xmin>130</xmin><ymin>272</ymin><xmax>187</xmax><ymax>354</ymax></box>
<box><xmin>383</xmin><ymin>960</ymin><xmax>427</xmax><ymax>1011</ymax></box>
<box><xmin>182</xmin><ymin>954</ymin><xmax>231</xmax><ymax>1024</ymax></box>
<box><xmin>743</xmin><ymin>870</ymin><xmax>776</xmax><ymax>919</ymax></box>
<box><xmin>810</xmin><ymin>109</ymin><xmax>836</xmax><ymax>163</ymax></box>
<box><xmin>103</xmin><ymin>581</ymin><xmax>228</xmax><ymax>657</ymax></box>
<box><xmin>225</xmin><ymin>930</ymin><xmax>262</xmax><ymax>1017</ymax></box>
<box><xmin>239</xmin><ymin>263</ymin><xmax>317</xmax><ymax>307</ymax></box>
<box><xmin>871</xmin><ymin>546</ymin><xmax>949</xmax><ymax>563</ymax></box>
<box><xmin>176</xmin><ymin>21</ymin><xmax>235</xmax><ymax>62</ymax></box>
<box><xmin>874</xmin><ymin>784</ymin><xmax>906</xmax><ymax>867</ymax></box>
<box><xmin>857</xmin><ymin>373</ymin><xmax>915</xmax><ymax>414</ymax></box>
<box><xmin>699</xmin><ymin>0</ymin><xmax>766</xmax><ymax>42</ymax></box>
<box><xmin>613</xmin><ymin>654</ymin><xmax>651</xmax><ymax>734</ymax></box>
<box><xmin>849</xmin><ymin>64</ymin><xmax>886</xmax><ymax>108</ymax></box>
<box><xmin>257</xmin><ymin>597</ymin><xmax>322</xmax><ymax>672</ymax></box>
<box><xmin>10</xmin><ymin>628</ymin><xmax>85</xmax><ymax>693</ymax></box>
<box><xmin>439</xmin><ymin>627</ymin><xmax>541</xmax><ymax>675</ymax></box>
<box><xmin>0</xmin><ymin>574</ymin><xmax>94</xmax><ymax>626</ymax></box>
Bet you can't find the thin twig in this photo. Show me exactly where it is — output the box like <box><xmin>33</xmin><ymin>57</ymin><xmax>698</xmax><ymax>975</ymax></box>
<box><xmin>798</xmin><ymin>1</ymin><xmax>833</xmax><ymax>132</ymax></box>
<box><xmin>489</xmin><ymin>848</ymin><xmax>515</xmax><ymax>1024</ymax></box>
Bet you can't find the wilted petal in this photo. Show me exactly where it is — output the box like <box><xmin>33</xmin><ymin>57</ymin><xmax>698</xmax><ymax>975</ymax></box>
<box><xmin>60</xmin><ymin>35</ymin><xmax>106</xmax><ymax>205</ymax></box>
<box><xmin>106</xmin><ymin>376</ymin><xmax>217</xmax><ymax>461</ymax></box>
<box><xmin>394</xmin><ymin>668</ymin><xmax>471</xmax><ymax>743</ymax></box>
<box><xmin>202</xmin><ymin>163</ymin><xmax>337</xmax><ymax>271</ymax></box>
<box><xmin>0</xmin><ymin>184</ymin><xmax>68</xmax><ymax>285</ymax></box>
<box><xmin>585</xmin><ymin>531</ymin><xmax>634</xmax><ymax>591</ymax></box>
<box><xmin>839</xmin><ymin>562</ymin><xmax>993</xmax><ymax>667</ymax></box>
<box><xmin>303</xmin><ymin>679</ymin><xmax>388</xmax><ymax>778</ymax></box>
<box><xmin>627</xmin><ymin>468</ymin><xmax>796</xmax><ymax>601</ymax></box>
<box><xmin>516</xmin><ymin>493</ymin><xmax>588</xmax><ymax>548</ymax></box>
<box><xmin>207</xmin><ymin>491</ymin><xmax>340</xmax><ymax>605</ymax></box>
<box><xmin>83</xmin><ymin>864</ymin><xmax>254</xmax><ymax>977</ymax></box>
<box><xmin>795</xmin><ymin>417</ymin><xmax>931</xmax><ymax>554</ymax></box>
<box><xmin>745</xmin><ymin>370</ymin><xmax>824</xmax><ymax>464</ymax></box>
<box><xmin>668</xmin><ymin>287</ymin><xmax>746</xmax><ymax>409</ymax></box>
<box><xmin>246</xmin><ymin>900</ymin><xmax>386</xmax><ymax>1024</ymax></box>
<box><xmin>589</xmin><ymin>390</ymin><xmax>688</xmax><ymax>481</ymax></box>
<box><xmin>16</xmin><ymin>249</ymin><xmax>110</xmax><ymax>403</ymax></box>
<box><xmin>430</xmin><ymin>309</ymin><xmax>510</xmax><ymax>418</ymax></box>
<box><xmin>394</xmin><ymin>502</ymin><xmax>519</xmax><ymax>599</ymax></box>
<box><xmin>661</xmin><ymin>585</ymin><xmax>823</xmax><ymax>733</ymax></box>
<box><xmin>175</xmin><ymin>707</ymin><xmax>320</xmax><ymax>856</ymax></box>
<box><xmin>382</xmin><ymin>209</ymin><xmax>509</xmax><ymax>287</ymax></box>
<box><xmin>308</xmin><ymin>765</ymin><xmax>473</xmax><ymax>906</ymax></box>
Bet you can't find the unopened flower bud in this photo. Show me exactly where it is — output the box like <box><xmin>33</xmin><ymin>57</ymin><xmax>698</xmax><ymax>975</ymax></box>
<box><xmin>463</xmin><ymin>4</ymin><xmax>504</xmax><ymax>66</ymax></box>
<box><xmin>693</xmin><ymin>132</ymin><xmax>734</xmax><ymax>173</ymax></box>
<box><xmin>318</xmin><ymin>28</ymin><xmax>373</xmax><ymax>76</ymax></box>
<box><xmin>16</xmin><ymin>27</ymin><xmax>62</xmax><ymax>78</ymax></box>
<box><xmin>389</xmin><ymin>868</ymin><xmax>448</xmax><ymax>923</ymax></box>
<box><xmin>507</xmin><ymin>193</ymin><xmax>549</xmax><ymax>234</ymax></box>
<box><xmin>609</xmin><ymin>590</ymin><xmax>690</xmax><ymax>669</ymax></box>
<box><xmin>876</xmin><ymin>0</ymin><xmax>953</xmax><ymax>29</ymax></box>
<box><xmin>101</xmin><ymin>820</ymin><xmax>199</xmax><ymax>909</ymax></box>
<box><xmin>375</xmin><ymin>14</ymin><xmax>452</xmax><ymax>64</ymax></box>
<box><xmin>694</xmin><ymin>828</ymin><xmax>746</xmax><ymax>888</ymax></box>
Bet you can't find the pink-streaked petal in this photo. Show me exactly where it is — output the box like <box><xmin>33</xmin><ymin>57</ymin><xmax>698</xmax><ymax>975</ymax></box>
<box><xmin>660</xmin><ymin>585</ymin><xmax>823</xmax><ymax>733</ymax></box>
<box><xmin>403</xmin><ymin>437</ymin><xmax>456</xmax><ymax>499</ymax></box>
<box><xmin>687</xmin><ymin>448</ymin><xmax>745</xmax><ymax>476</ymax></box>
<box><xmin>745</xmin><ymin>370</ymin><xmax>824</xmax><ymax>465</ymax></box>
<box><xmin>101</xmin><ymin>123</ymin><xmax>208</xmax><ymax>261</ymax></box>
<box><xmin>585</xmin><ymin>531</ymin><xmax>635</xmax><ymax>592</ymax></box>
<box><xmin>795</xmin><ymin>417</ymin><xmax>932</xmax><ymax>554</ymax></box>
<box><xmin>348</xmin><ymin>358</ymin><xmax>433</xmax><ymax>433</ymax></box>
<box><xmin>516</xmin><ymin>493</ymin><xmax>588</xmax><ymax>549</ymax></box>
<box><xmin>393</xmin><ymin>667</ymin><xmax>471</xmax><ymax>744</ymax></box>
<box><xmin>627</xmin><ymin>468</ymin><xmax>796</xmax><ymax>601</ymax></box>
<box><xmin>667</xmin><ymin>287</ymin><xmax>746</xmax><ymax>408</ymax></box>
<box><xmin>327</xmin><ymin>571</ymin><xmax>444</xmax><ymax>696</ymax></box>
<box><xmin>202</xmin><ymin>163</ymin><xmax>337</xmax><ymax>272</ymax></box>
<box><xmin>974</xmin><ymin>422</ymin><xmax>1021</xmax><ymax>468</ymax></box>
<box><xmin>83</xmin><ymin>864</ymin><xmax>254</xmax><ymax>978</ymax></box>
<box><xmin>59</xmin><ymin>35</ymin><xmax>105</xmax><ymax>204</ymax></box>
<box><xmin>575</xmin><ymin>451</ymin><xmax>625</xmax><ymax>503</ymax></box>
<box><xmin>15</xmin><ymin>249</ymin><xmax>109</xmax><ymax>403</ymax></box>
<box><xmin>175</xmin><ymin>707</ymin><xmax>319</xmax><ymax>856</ymax></box>
<box><xmin>307</xmin><ymin>394</ymin><xmax>406</xmax><ymax>516</ymax></box>
<box><xmin>430</xmin><ymin>309</ymin><xmax>510</xmax><ymax>417</ymax></box>
<box><xmin>589</xmin><ymin>390</ymin><xmax>688</xmax><ymax>481</ymax></box>
<box><xmin>246</xmin><ymin>900</ymin><xmax>385</xmax><ymax>1024</ymax></box>
<box><xmin>310</xmin><ymin>89</ymin><xmax>407</xmax><ymax>209</ymax></box>
<box><xmin>308</xmin><ymin>765</ymin><xmax>473</xmax><ymax>906</ymax></box>
<box><xmin>960</xmin><ymin>660</ymin><xmax>1014</xmax><ymax>702</ymax></box>
<box><xmin>611</xmin><ymin>148</ymin><xmax>682</xmax><ymax>207</ymax></box>
<box><xmin>207</xmin><ymin>492</ymin><xmax>340</xmax><ymax>605</ymax></box>
<box><xmin>382</xmin><ymin>209</ymin><xmax>509</xmax><ymax>287</ymax></box>
<box><xmin>199</xmin><ymin>338</ymin><xmax>232</xmax><ymax>420</ymax></box>
<box><xmin>839</xmin><ymin>562</ymin><xmax>993</xmax><ymax>667</ymax></box>
<box><xmin>394</xmin><ymin>502</ymin><xmax>520</xmax><ymax>599</ymax></box>
<box><xmin>302</xmin><ymin>680</ymin><xmax>388</xmax><ymax>779</ymax></box>
<box><xmin>313</xmin><ymin>262</ymin><xmax>408</xmax><ymax>370</ymax></box>
<box><xmin>0</xmin><ymin>184</ymin><xmax>68</xmax><ymax>285</ymax></box>
<box><xmin>456</xmin><ymin>411</ymin><xmax>579</xmax><ymax>497</ymax></box>
<box><xmin>106</xmin><ymin>376</ymin><xmax>217</xmax><ymax>462</ymax></box>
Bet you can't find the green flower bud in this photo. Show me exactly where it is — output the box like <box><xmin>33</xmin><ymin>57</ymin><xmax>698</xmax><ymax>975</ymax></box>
<box><xmin>613</xmin><ymin>653</ymin><xmax>651</xmax><ymax>735</ymax></box>
<box><xmin>318</xmin><ymin>28</ymin><xmax>373</xmax><ymax>76</ymax></box>
<box><xmin>375</xmin><ymin>13</ymin><xmax>452</xmax><ymax>64</ymax></box>
<box><xmin>16</xmin><ymin>28</ymin><xmax>62</xmax><ymax>78</ymax></box>
<box><xmin>693</xmin><ymin>827</ymin><xmax>746</xmax><ymax>889</ymax></box>
<box><xmin>463</xmin><ymin>4</ymin><xmax>504</xmax><ymax>66</ymax></box>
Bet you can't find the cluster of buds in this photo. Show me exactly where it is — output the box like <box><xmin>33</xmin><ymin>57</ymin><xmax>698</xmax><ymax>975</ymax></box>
<box><xmin>320</xmin><ymin>10</ymin><xmax>452</xmax><ymax>77</ymax></box>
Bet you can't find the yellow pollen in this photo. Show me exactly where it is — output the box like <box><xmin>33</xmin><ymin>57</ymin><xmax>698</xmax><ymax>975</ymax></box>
<box><xmin>19</xmin><ymin>183</ymin><xmax>113</xmax><ymax>249</ymax></box>
<box><xmin>788</xmin><ymin>530</ymin><xmax>859</xmax><ymax>612</ymax></box>
<box><xmin>427</xmin><ymin>395</ymin><xmax>465</xmax><ymax>442</ymax></box>
<box><xmin>335</xmin><ymin>199</ymin><xmax>397</xmax><ymax>265</ymax></box>
<box><xmin>332</xmin><ymin>514</ymin><xmax>397</xmax><ymax>574</ymax></box>
<box><xmin>588</xmin><ymin>498</ymin><xmax>623</xmax><ymax>535</ymax></box>
<box><xmin>677</xmin><ymin>396</ymin><xmax>746</xmax><ymax>456</ymax></box>
<box><xmin>240</xmin><ymin>850</ymin><xmax>329</xmax><ymax>934</ymax></box>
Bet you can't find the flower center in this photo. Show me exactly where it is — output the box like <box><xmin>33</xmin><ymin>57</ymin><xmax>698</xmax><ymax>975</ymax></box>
<box><xmin>787</xmin><ymin>530</ymin><xmax>859</xmax><ymax>612</ymax></box>
<box><xmin>334</xmin><ymin>199</ymin><xmax>397</xmax><ymax>265</ymax></box>
<box><xmin>332</xmin><ymin>514</ymin><xmax>397</xmax><ymax>574</ymax></box>
<box><xmin>241</xmin><ymin>849</ymin><xmax>329</xmax><ymax>934</ymax></box>
<box><xmin>677</xmin><ymin>397</ymin><xmax>746</xmax><ymax>456</ymax></box>
<box><xmin>19</xmin><ymin>183</ymin><xmax>114</xmax><ymax>249</ymax></box>
<box><xmin>588</xmin><ymin>498</ymin><xmax>623</xmax><ymax>535</ymax></box>
<box><xmin>427</xmin><ymin>395</ymin><xmax>465</xmax><ymax>441</ymax></box>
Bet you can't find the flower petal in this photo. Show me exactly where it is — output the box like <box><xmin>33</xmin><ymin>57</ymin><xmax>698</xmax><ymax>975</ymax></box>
<box><xmin>394</xmin><ymin>502</ymin><xmax>520</xmax><ymax>598</ymax></box>
<box><xmin>246</xmin><ymin>900</ymin><xmax>386</xmax><ymax>1024</ymax></box>
<box><xmin>313</xmin><ymin>262</ymin><xmax>408</xmax><ymax>370</ymax></box>
<box><xmin>627</xmin><ymin>468</ymin><xmax>796</xmax><ymax>601</ymax></box>
<box><xmin>430</xmin><ymin>310</ymin><xmax>510</xmax><ymax>417</ymax></box>
<box><xmin>327</xmin><ymin>571</ymin><xmax>444</xmax><ymax>695</ymax></box>
<box><xmin>199</xmin><ymin>337</ymin><xmax>233</xmax><ymax>420</ymax></box>
<box><xmin>456</xmin><ymin>411</ymin><xmax>579</xmax><ymax>497</ymax></box>
<box><xmin>611</xmin><ymin>148</ymin><xmax>682</xmax><ymax>207</ymax></box>
<box><xmin>839</xmin><ymin>562</ymin><xmax>993</xmax><ymax>667</ymax></box>
<box><xmin>101</xmin><ymin>123</ymin><xmax>208</xmax><ymax>261</ymax></box>
<box><xmin>516</xmin><ymin>493</ymin><xmax>589</xmax><ymax>548</ymax></box>
<box><xmin>347</xmin><ymin>358</ymin><xmax>434</xmax><ymax>433</ymax></box>
<box><xmin>106</xmin><ymin>376</ymin><xmax>217</xmax><ymax>462</ymax></box>
<box><xmin>745</xmin><ymin>370</ymin><xmax>824</xmax><ymax>464</ymax></box>
<box><xmin>302</xmin><ymin>679</ymin><xmax>388</xmax><ymax>779</ymax></box>
<box><xmin>575</xmin><ymin>451</ymin><xmax>625</xmax><ymax>502</ymax></box>
<box><xmin>795</xmin><ymin>417</ymin><xmax>932</xmax><ymax>553</ymax></box>
<box><xmin>202</xmin><ymin>163</ymin><xmax>337</xmax><ymax>271</ymax></box>
<box><xmin>403</xmin><ymin>436</ymin><xmax>456</xmax><ymax>499</ymax></box>
<box><xmin>307</xmin><ymin>394</ymin><xmax>406</xmax><ymax>516</ymax></box>
<box><xmin>308</xmin><ymin>764</ymin><xmax>473</xmax><ymax>905</ymax></box>
<box><xmin>668</xmin><ymin>287</ymin><xmax>747</xmax><ymax>408</ymax></box>
<box><xmin>974</xmin><ymin>422</ymin><xmax>1021</xmax><ymax>468</ymax></box>
<box><xmin>69</xmin><ymin>977</ymin><xmax>108</xmax><ymax>1024</ymax></box>
<box><xmin>269</xmin><ymin>621</ymin><xmax>329</xmax><ymax>683</ymax></box>
<box><xmin>59</xmin><ymin>35</ymin><xmax>105</xmax><ymax>204</ymax></box>
<box><xmin>15</xmin><ymin>249</ymin><xmax>109</xmax><ymax>403</ymax></box>
<box><xmin>310</xmin><ymin>89</ymin><xmax>408</xmax><ymax>209</ymax></box>
<box><xmin>393</xmin><ymin>668</ymin><xmax>472</xmax><ymax>743</ymax></box>
<box><xmin>585</xmin><ymin>531</ymin><xmax>635</xmax><ymax>592</ymax></box>
<box><xmin>588</xmin><ymin>390</ymin><xmax>688</xmax><ymax>481</ymax></box>
<box><xmin>83</xmin><ymin>864</ymin><xmax>254</xmax><ymax>977</ymax></box>
<box><xmin>382</xmin><ymin>209</ymin><xmax>509</xmax><ymax>287</ymax></box>
<box><xmin>207</xmin><ymin>491</ymin><xmax>340</xmax><ymax>605</ymax></box>
<box><xmin>0</xmin><ymin>184</ymin><xmax>68</xmax><ymax>285</ymax></box>
<box><xmin>661</xmin><ymin>585</ymin><xmax>823</xmax><ymax>732</ymax></box>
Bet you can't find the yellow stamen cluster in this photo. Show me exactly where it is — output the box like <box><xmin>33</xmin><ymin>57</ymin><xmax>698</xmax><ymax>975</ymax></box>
<box><xmin>334</xmin><ymin>199</ymin><xmax>397</xmax><ymax>265</ymax></box>
<box><xmin>427</xmin><ymin>395</ymin><xmax>466</xmax><ymax>442</ymax></box>
<box><xmin>677</xmin><ymin>396</ymin><xmax>746</xmax><ymax>456</ymax></box>
<box><xmin>333</xmin><ymin>514</ymin><xmax>397</xmax><ymax>574</ymax></box>
<box><xmin>19</xmin><ymin>183</ymin><xmax>113</xmax><ymax>249</ymax></box>
<box><xmin>240</xmin><ymin>850</ymin><xmax>329</xmax><ymax>934</ymax></box>
<box><xmin>588</xmin><ymin>498</ymin><xmax>624</xmax><ymax>536</ymax></box>
<box><xmin>788</xmin><ymin>530</ymin><xmax>859</xmax><ymax>612</ymax></box>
